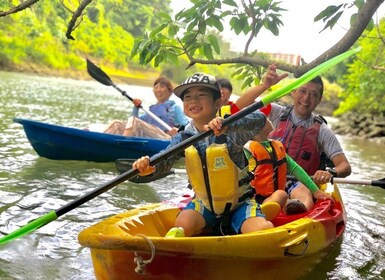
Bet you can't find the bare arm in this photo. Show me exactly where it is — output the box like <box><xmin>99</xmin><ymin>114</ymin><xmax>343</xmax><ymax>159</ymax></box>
<box><xmin>331</xmin><ymin>153</ymin><xmax>351</xmax><ymax>178</ymax></box>
<box><xmin>312</xmin><ymin>153</ymin><xmax>351</xmax><ymax>185</ymax></box>
<box><xmin>235</xmin><ymin>64</ymin><xmax>288</xmax><ymax>110</ymax></box>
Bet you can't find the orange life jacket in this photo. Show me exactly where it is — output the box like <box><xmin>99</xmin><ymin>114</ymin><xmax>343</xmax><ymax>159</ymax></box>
<box><xmin>244</xmin><ymin>140</ymin><xmax>287</xmax><ymax>196</ymax></box>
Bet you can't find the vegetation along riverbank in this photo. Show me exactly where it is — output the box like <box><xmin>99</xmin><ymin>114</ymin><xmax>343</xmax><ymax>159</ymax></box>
<box><xmin>1</xmin><ymin>1</ymin><xmax>384</xmax><ymax>144</ymax></box>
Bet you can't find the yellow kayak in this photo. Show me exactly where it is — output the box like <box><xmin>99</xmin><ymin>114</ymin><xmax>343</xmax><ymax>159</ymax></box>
<box><xmin>78</xmin><ymin>183</ymin><xmax>346</xmax><ymax>280</ymax></box>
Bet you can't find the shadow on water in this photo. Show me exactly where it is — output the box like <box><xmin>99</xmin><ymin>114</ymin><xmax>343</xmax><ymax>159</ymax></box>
<box><xmin>14</xmin><ymin>156</ymin><xmax>163</xmax><ymax>207</ymax></box>
<box><xmin>298</xmin><ymin>238</ymin><xmax>343</xmax><ymax>280</ymax></box>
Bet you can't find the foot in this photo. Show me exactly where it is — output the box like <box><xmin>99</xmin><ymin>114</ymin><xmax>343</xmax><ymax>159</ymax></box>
<box><xmin>261</xmin><ymin>202</ymin><xmax>281</xmax><ymax>221</ymax></box>
<box><xmin>284</xmin><ymin>199</ymin><xmax>307</xmax><ymax>215</ymax></box>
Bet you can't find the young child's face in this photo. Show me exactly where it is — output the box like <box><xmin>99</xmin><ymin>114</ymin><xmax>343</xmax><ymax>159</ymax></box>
<box><xmin>220</xmin><ymin>86</ymin><xmax>231</xmax><ymax>105</ymax></box>
<box><xmin>153</xmin><ymin>83</ymin><xmax>172</xmax><ymax>103</ymax></box>
<box><xmin>182</xmin><ymin>86</ymin><xmax>221</xmax><ymax>121</ymax></box>
<box><xmin>252</xmin><ymin>119</ymin><xmax>273</xmax><ymax>142</ymax></box>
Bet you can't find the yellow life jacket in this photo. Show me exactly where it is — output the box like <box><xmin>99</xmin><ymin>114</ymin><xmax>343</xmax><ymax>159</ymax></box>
<box><xmin>217</xmin><ymin>104</ymin><xmax>232</xmax><ymax>118</ymax></box>
<box><xmin>185</xmin><ymin>143</ymin><xmax>251</xmax><ymax>215</ymax></box>
<box><xmin>243</xmin><ymin>140</ymin><xmax>287</xmax><ymax>196</ymax></box>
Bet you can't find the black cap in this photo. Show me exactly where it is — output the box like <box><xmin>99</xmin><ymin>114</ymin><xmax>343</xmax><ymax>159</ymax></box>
<box><xmin>173</xmin><ymin>72</ymin><xmax>221</xmax><ymax>99</ymax></box>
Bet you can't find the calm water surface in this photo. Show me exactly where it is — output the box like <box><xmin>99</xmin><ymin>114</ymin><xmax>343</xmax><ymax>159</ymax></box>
<box><xmin>0</xmin><ymin>71</ymin><xmax>384</xmax><ymax>280</ymax></box>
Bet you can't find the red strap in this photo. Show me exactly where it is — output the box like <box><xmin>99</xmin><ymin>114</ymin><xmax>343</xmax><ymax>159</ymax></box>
<box><xmin>259</xmin><ymin>103</ymin><xmax>272</xmax><ymax>115</ymax></box>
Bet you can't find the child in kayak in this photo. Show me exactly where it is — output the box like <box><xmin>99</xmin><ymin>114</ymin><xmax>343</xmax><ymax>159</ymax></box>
<box><xmin>244</xmin><ymin>120</ymin><xmax>333</xmax><ymax>213</ymax></box>
<box><xmin>104</xmin><ymin>77</ymin><xmax>189</xmax><ymax>139</ymax></box>
<box><xmin>132</xmin><ymin>72</ymin><xmax>280</xmax><ymax>237</ymax></box>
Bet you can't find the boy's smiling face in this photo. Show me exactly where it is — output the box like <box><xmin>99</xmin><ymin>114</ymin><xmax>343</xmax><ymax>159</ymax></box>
<box><xmin>183</xmin><ymin>86</ymin><xmax>221</xmax><ymax>124</ymax></box>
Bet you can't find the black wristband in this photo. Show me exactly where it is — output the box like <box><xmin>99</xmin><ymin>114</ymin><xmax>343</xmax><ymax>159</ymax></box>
<box><xmin>326</xmin><ymin>168</ymin><xmax>337</xmax><ymax>177</ymax></box>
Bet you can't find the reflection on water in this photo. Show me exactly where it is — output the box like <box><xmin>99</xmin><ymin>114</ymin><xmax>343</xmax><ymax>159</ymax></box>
<box><xmin>0</xmin><ymin>72</ymin><xmax>384</xmax><ymax>279</ymax></box>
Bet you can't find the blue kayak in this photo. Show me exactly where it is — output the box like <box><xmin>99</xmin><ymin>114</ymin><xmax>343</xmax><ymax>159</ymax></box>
<box><xmin>14</xmin><ymin>118</ymin><xmax>170</xmax><ymax>162</ymax></box>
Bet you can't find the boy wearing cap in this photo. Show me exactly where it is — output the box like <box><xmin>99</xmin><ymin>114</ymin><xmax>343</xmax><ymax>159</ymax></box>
<box><xmin>133</xmin><ymin>72</ymin><xmax>280</xmax><ymax>237</ymax></box>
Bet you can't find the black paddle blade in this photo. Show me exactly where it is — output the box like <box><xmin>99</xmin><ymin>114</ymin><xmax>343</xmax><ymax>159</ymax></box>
<box><xmin>372</xmin><ymin>178</ymin><xmax>385</xmax><ymax>189</ymax></box>
<box><xmin>115</xmin><ymin>158</ymin><xmax>136</xmax><ymax>174</ymax></box>
<box><xmin>115</xmin><ymin>158</ymin><xmax>174</xmax><ymax>183</ymax></box>
<box><xmin>86</xmin><ymin>59</ymin><xmax>113</xmax><ymax>86</ymax></box>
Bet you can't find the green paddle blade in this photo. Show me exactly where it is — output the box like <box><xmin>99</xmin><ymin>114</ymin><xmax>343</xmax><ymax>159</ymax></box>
<box><xmin>0</xmin><ymin>211</ymin><xmax>57</xmax><ymax>245</ymax></box>
<box><xmin>261</xmin><ymin>47</ymin><xmax>361</xmax><ymax>106</ymax></box>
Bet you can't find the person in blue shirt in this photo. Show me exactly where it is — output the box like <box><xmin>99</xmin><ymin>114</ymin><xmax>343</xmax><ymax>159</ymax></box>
<box><xmin>104</xmin><ymin>77</ymin><xmax>189</xmax><ymax>139</ymax></box>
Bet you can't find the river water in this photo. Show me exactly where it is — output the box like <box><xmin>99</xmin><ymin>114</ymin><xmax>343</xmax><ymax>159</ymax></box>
<box><xmin>0</xmin><ymin>71</ymin><xmax>384</xmax><ymax>280</ymax></box>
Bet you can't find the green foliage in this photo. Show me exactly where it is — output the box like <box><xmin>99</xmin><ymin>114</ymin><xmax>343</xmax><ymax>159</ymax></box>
<box><xmin>131</xmin><ymin>0</ymin><xmax>285</xmax><ymax>85</ymax></box>
<box><xmin>335</xmin><ymin>19</ymin><xmax>385</xmax><ymax>115</ymax></box>
<box><xmin>314</xmin><ymin>1</ymin><xmax>374</xmax><ymax>33</ymax></box>
<box><xmin>0</xmin><ymin>0</ymin><xmax>171</xmax><ymax>73</ymax></box>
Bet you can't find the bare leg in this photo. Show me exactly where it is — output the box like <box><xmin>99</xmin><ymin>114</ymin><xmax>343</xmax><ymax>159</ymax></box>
<box><xmin>264</xmin><ymin>190</ymin><xmax>288</xmax><ymax>209</ymax></box>
<box><xmin>175</xmin><ymin>209</ymin><xmax>205</xmax><ymax>237</ymax></box>
<box><xmin>103</xmin><ymin>120</ymin><xmax>125</xmax><ymax>135</ymax></box>
<box><xmin>289</xmin><ymin>184</ymin><xmax>314</xmax><ymax>211</ymax></box>
<box><xmin>123</xmin><ymin>117</ymin><xmax>171</xmax><ymax>139</ymax></box>
<box><xmin>241</xmin><ymin>216</ymin><xmax>274</xmax><ymax>233</ymax></box>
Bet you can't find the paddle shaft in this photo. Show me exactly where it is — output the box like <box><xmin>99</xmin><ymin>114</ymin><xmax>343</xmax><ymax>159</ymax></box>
<box><xmin>111</xmin><ymin>84</ymin><xmax>172</xmax><ymax>131</ymax></box>
<box><xmin>0</xmin><ymin>48</ymin><xmax>360</xmax><ymax>245</ymax></box>
<box><xmin>137</xmin><ymin>169</ymin><xmax>385</xmax><ymax>189</ymax></box>
<box><xmin>287</xmin><ymin>175</ymin><xmax>385</xmax><ymax>189</ymax></box>
<box><xmin>86</xmin><ymin>59</ymin><xmax>172</xmax><ymax>131</ymax></box>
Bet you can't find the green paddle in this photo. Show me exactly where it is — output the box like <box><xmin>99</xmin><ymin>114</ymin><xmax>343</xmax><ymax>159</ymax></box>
<box><xmin>0</xmin><ymin>47</ymin><xmax>360</xmax><ymax>246</ymax></box>
<box><xmin>86</xmin><ymin>59</ymin><xmax>173</xmax><ymax>132</ymax></box>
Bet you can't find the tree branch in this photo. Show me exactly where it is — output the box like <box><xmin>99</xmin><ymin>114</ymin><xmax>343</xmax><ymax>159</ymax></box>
<box><xmin>65</xmin><ymin>0</ymin><xmax>93</xmax><ymax>40</ymax></box>
<box><xmin>0</xmin><ymin>0</ymin><xmax>40</xmax><ymax>17</ymax></box>
<box><xmin>187</xmin><ymin>0</ymin><xmax>385</xmax><ymax>77</ymax></box>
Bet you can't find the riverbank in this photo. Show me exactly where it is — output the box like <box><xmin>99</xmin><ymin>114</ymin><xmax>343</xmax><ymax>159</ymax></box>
<box><xmin>2</xmin><ymin>65</ymin><xmax>384</xmax><ymax>145</ymax></box>
<box><xmin>0</xmin><ymin>61</ymin><xmax>160</xmax><ymax>87</ymax></box>
<box><xmin>332</xmin><ymin>112</ymin><xmax>385</xmax><ymax>145</ymax></box>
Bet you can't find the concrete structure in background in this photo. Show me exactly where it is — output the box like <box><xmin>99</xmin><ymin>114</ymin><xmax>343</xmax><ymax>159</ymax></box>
<box><xmin>268</xmin><ymin>53</ymin><xmax>302</xmax><ymax>66</ymax></box>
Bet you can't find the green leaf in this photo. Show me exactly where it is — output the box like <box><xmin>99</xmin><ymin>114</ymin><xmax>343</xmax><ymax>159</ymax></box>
<box><xmin>355</xmin><ymin>0</ymin><xmax>365</xmax><ymax>9</ymax></box>
<box><xmin>164</xmin><ymin>50</ymin><xmax>179</xmax><ymax>65</ymax></box>
<box><xmin>198</xmin><ymin>20</ymin><xmax>207</xmax><ymax>34</ymax></box>
<box><xmin>314</xmin><ymin>5</ymin><xmax>343</xmax><ymax>22</ymax></box>
<box><xmin>206</xmin><ymin>15</ymin><xmax>224</xmax><ymax>32</ymax></box>
<box><xmin>207</xmin><ymin>34</ymin><xmax>220</xmax><ymax>54</ymax></box>
<box><xmin>239</xmin><ymin>16</ymin><xmax>249</xmax><ymax>35</ymax></box>
<box><xmin>365</xmin><ymin>19</ymin><xmax>374</xmax><ymax>32</ymax></box>
<box><xmin>154</xmin><ymin>53</ymin><xmax>164</xmax><ymax>68</ymax></box>
<box><xmin>187</xmin><ymin>19</ymin><xmax>199</xmax><ymax>32</ymax></box>
<box><xmin>265</xmin><ymin>19</ymin><xmax>279</xmax><ymax>36</ymax></box>
<box><xmin>143</xmin><ymin>41</ymin><xmax>160</xmax><ymax>64</ymax></box>
<box><xmin>320</xmin><ymin>11</ymin><xmax>343</xmax><ymax>32</ymax></box>
<box><xmin>158</xmin><ymin>11</ymin><xmax>172</xmax><ymax>21</ymax></box>
<box><xmin>242</xmin><ymin>76</ymin><xmax>254</xmax><ymax>90</ymax></box>
<box><xmin>168</xmin><ymin>24</ymin><xmax>179</xmax><ymax>37</ymax></box>
<box><xmin>223</xmin><ymin>0</ymin><xmax>237</xmax><ymax>7</ymax></box>
<box><xmin>230</xmin><ymin>17</ymin><xmax>242</xmax><ymax>35</ymax></box>
<box><xmin>130</xmin><ymin>39</ymin><xmax>141</xmax><ymax>58</ymax></box>
<box><xmin>150</xmin><ymin>23</ymin><xmax>168</xmax><ymax>38</ymax></box>
<box><xmin>181</xmin><ymin>33</ymin><xmax>198</xmax><ymax>45</ymax></box>
<box><xmin>350</xmin><ymin>13</ymin><xmax>358</xmax><ymax>26</ymax></box>
<box><xmin>203</xmin><ymin>43</ymin><xmax>214</xmax><ymax>59</ymax></box>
